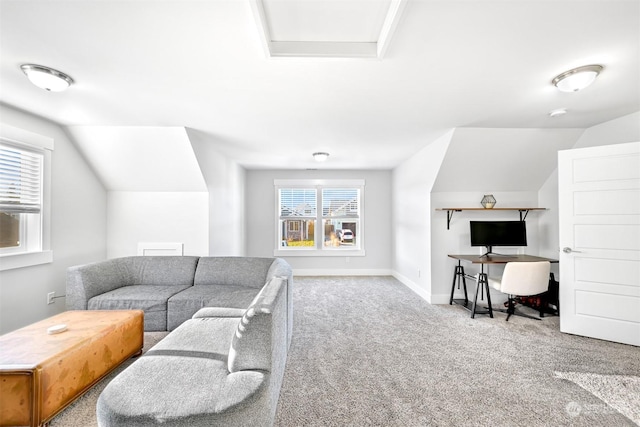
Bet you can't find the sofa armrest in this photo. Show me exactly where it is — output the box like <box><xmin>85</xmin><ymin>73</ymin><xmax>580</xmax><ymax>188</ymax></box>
<box><xmin>267</xmin><ymin>258</ymin><xmax>293</xmax><ymax>348</ymax></box>
<box><xmin>192</xmin><ymin>307</ymin><xmax>246</xmax><ymax>318</ymax></box>
<box><xmin>66</xmin><ymin>258</ymin><xmax>129</xmax><ymax>310</ymax></box>
<box><xmin>228</xmin><ymin>276</ymin><xmax>287</xmax><ymax>373</ymax></box>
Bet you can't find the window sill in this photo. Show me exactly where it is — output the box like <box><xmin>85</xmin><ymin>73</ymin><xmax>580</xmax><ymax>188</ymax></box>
<box><xmin>0</xmin><ymin>250</ymin><xmax>53</xmax><ymax>271</ymax></box>
<box><xmin>273</xmin><ymin>248</ymin><xmax>365</xmax><ymax>257</ymax></box>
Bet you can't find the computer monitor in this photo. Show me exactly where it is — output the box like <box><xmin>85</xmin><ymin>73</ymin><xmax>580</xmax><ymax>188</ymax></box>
<box><xmin>470</xmin><ymin>220</ymin><xmax>527</xmax><ymax>256</ymax></box>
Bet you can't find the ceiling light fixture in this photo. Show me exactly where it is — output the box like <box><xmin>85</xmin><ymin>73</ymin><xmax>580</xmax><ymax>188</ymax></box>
<box><xmin>20</xmin><ymin>64</ymin><xmax>74</xmax><ymax>92</ymax></box>
<box><xmin>549</xmin><ymin>108</ymin><xmax>567</xmax><ymax>118</ymax></box>
<box><xmin>313</xmin><ymin>152</ymin><xmax>330</xmax><ymax>162</ymax></box>
<box><xmin>552</xmin><ymin>64</ymin><xmax>603</xmax><ymax>93</ymax></box>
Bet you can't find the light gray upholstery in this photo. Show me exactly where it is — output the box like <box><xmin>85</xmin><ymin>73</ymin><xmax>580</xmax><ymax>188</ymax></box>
<box><xmin>96</xmin><ymin>275</ymin><xmax>288</xmax><ymax>427</ymax></box>
<box><xmin>229</xmin><ymin>277</ymin><xmax>285</xmax><ymax>373</ymax></box>
<box><xmin>66</xmin><ymin>256</ymin><xmax>200</xmax><ymax>310</ymax></box>
<box><xmin>194</xmin><ymin>257</ymin><xmax>275</xmax><ymax>288</ymax></box>
<box><xmin>266</xmin><ymin>258</ymin><xmax>294</xmax><ymax>348</ymax></box>
<box><xmin>88</xmin><ymin>285</ymin><xmax>191</xmax><ymax>331</ymax></box>
<box><xmin>66</xmin><ymin>258</ymin><xmax>131</xmax><ymax>310</ymax></box>
<box><xmin>66</xmin><ymin>256</ymin><xmax>293</xmax><ymax>338</ymax></box>
<box><xmin>192</xmin><ymin>307</ymin><xmax>247</xmax><ymax>318</ymax></box>
<box><xmin>167</xmin><ymin>285</ymin><xmax>260</xmax><ymax>331</ymax></box>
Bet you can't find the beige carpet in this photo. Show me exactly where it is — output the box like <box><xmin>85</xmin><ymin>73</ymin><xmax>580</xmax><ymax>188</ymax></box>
<box><xmin>51</xmin><ymin>276</ymin><xmax>640</xmax><ymax>426</ymax></box>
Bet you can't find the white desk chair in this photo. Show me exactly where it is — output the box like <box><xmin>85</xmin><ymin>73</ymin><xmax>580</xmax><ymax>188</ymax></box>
<box><xmin>488</xmin><ymin>261</ymin><xmax>551</xmax><ymax>321</ymax></box>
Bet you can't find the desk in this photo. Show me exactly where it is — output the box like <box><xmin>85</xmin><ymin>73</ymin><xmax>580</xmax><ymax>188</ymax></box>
<box><xmin>448</xmin><ymin>254</ymin><xmax>558</xmax><ymax>318</ymax></box>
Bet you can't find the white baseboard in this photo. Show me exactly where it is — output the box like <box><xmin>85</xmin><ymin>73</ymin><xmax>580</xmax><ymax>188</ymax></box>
<box><xmin>292</xmin><ymin>269</ymin><xmax>456</xmax><ymax>306</ymax></box>
<box><xmin>391</xmin><ymin>271</ymin><xmax>431</xmax><ymax>304</ymax></box>
<box><xmin>431</xmin><ymin>294</ymin><xmax>454</xmax><ymax>305</ymax></box>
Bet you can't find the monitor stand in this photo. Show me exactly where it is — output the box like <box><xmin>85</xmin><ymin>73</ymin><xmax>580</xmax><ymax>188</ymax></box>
<box><xmin>479</xmin><ymin>246</ymin><xmax>495</xmax><ymax>258</ymax></box>
<box><xmin>479</xmin><ymin>246</ymin><xmax>505</xmax><ymax>258</ymax></box>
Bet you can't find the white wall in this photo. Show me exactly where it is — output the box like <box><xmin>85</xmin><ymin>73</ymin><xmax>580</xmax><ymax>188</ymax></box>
<box><xmin>538</xmin><ymin>169</ymin><xmax>561</xmax><ymax>280</ymax></box>
<box><xmin>572</xmin><ymin>111</ymin><xmax>640</xmax><ymax>149</ymax></box>
<box><xmin>432</xmin><ymin>128</ymin><xmax>582</xmax><ymax>192</ymax></box>
<box><xmin>245</xmin><ymin>169</ymin><xmax>391</xmax><ymax>274</ymax></box>
<box><xmin>188</xmin><ymin>131</ymin><xmax>246</xmax><ymax>256</ymax></box>
<box><xmin>430</xmin><ymin>191</ymin><xmax>543</xmax><ymax>304</ymax></box>
<box><xmin>107</xmin><ymin>192</ymin><xmax>209</xmax><ymax>258</ymax></box>
<box><xmin>391</xmin><ymin>131</ymin><xmax>452</xmax><ymax>302</ymax></box>
<box><xmin>538</xmin><ymin>111</ymin><xmax>640</xmax><ymax>272</ymax></box>
<box><xmin>0</xmin><ymin>104</ymin><xmax>107</xmax><ymax>333</ymax></box>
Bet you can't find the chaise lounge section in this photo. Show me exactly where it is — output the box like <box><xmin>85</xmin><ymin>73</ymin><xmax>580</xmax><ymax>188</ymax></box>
<box><xmin>96</xmin><ymin>275</ymin><xmax>289</xmax><ymax>426</ymax></box>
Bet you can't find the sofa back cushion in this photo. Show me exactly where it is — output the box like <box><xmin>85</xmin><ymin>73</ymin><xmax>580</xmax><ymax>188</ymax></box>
<box><xmin>228</xmin><ymin>276</ymin><xmax>286</xmax><ymax>373</ymax></box>
<box><xmin>194</xmin><ymin>257</ymin><xmax>275</xmax><ymax>289</ymax></box>
<box><xmin>123</xmin><ymin>256</ymin><xmax>200</xmax><ymax>286</ymax></box>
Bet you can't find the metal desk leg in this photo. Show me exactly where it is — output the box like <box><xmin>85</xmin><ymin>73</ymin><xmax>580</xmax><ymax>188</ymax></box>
<box><xmin>471</xmin><ymin>273</ymin><xmax>486</xmax><ymax>319</ymax></box>
<box><xmin>471</xmin><ymin>270</ymin><xmax>493</xmax><ymax>319</ymax></box>
<box><xmin>483</xmin><ymin>274</ymin><xmax>493</xmax><ymax>318</ymax></box>
<box><xmin>450</xmin><ymin>261</ymin><xmax>468</xmax><ymax>306</ymax></box>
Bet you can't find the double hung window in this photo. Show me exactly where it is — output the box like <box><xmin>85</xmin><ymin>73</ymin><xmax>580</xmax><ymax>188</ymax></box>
<box><xmin>275</xmin><ymin>179</ymin><xmax>364</xmax><ymax>256</ymax></box>
<box><xmin>0</xmin><ymin>125</ymin><xmax>52</xmax><ymax>270</ymax></box>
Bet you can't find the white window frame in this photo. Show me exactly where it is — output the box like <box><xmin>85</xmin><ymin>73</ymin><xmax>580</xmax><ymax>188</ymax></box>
<box><xmin>0</xmin><ymin>124</ymin><xmax>53</xmax><ymax>271</ymax></box>
<box><xmin>274</xmin><ymin>179</ymin><xmax>365</xmax><ymax>257</ymax></box>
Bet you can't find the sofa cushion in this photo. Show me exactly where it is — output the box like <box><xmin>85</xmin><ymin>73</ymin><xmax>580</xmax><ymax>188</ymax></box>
<box><xmin>97</xmin><ymin>317</ymin><xmax>268</xmax><ymax>427</ymax></box>
<box><xmin>192</xmin><ymin>307</ymin><xmax>247</xmax><ymax>318</ymax></box>
<box><xmin>228</xmin><ymin>277</ymin><xmax>286</xmax><ymax>373</ymax></box>
<box><xmin>88</xmin><ymin>285</ymin><xmax>191</xmax><ymax>331</ymax></box>
<box><xmin>166</xmin><ymin>285</ymin><xmax>261</xmax><ymax>331</ymax></box>
<box><xmin>194</xmin><ymin>257</ymin><xmax>275</xmax><ymax>289</ymax></box>
<box><xmin>123</xmin><ymin>256</ymin><xmax>200</xmax><ymax>286</ymax></box>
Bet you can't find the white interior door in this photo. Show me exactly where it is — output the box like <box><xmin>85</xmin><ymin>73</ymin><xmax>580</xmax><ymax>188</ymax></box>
<box><xmin>558</xmin><ymin>141</ymin><xmax>640</xmax><ymax>346</ymax></box>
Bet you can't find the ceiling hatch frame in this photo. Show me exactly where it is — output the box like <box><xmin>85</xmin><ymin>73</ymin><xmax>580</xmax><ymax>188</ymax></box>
<box><xmin>249</xmin><ymin>0</ymin><xmax>407</xmax><ymax>59</ymax></box>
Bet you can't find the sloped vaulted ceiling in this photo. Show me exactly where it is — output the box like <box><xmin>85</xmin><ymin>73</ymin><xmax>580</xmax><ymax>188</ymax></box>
<box><xmin>1</xmin><ymin>2</ymin><xmax>638</xmax><ymax>171</ymax></box>
<box><xmin>432</xmin><ymin>128</ymin><xmax>585</xmax><ymax>192</ymax></box>
<box><xmin>67</xmin><ymin>126</ymin><xmax>207</xmax><ymax>192</ymax></box>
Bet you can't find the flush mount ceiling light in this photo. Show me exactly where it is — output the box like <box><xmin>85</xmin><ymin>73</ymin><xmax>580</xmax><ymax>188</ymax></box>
<box><xmin>20</xmin><ymin>64</ymin><xmax>74</xmax><ymax>92</ymax></box>
<box><xmin>313</xmin><ymin>152</ymin><xmax>330</xmax><ymax>162</ymax></box>
<box><xmin>552</xmin><ymin>64</ymin><xmax>603</xmax><ymax>93</ymax></box>
<box><xmin>549</xmin><ymin>108</ymin><xmax>567</xmax><ymax>118</ymax></box>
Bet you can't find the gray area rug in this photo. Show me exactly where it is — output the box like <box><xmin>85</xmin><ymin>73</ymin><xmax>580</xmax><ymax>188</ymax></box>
<box><xmin>51</xmin><ymin>276</ymin><xmax>640</xmax><ymax>426</ymax></box>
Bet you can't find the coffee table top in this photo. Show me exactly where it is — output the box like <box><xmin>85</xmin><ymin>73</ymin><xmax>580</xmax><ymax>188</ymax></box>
<box><xmin>0</xmin><ymin>310</ymin><xmax>143</xmax><ymax>367</ymax></box>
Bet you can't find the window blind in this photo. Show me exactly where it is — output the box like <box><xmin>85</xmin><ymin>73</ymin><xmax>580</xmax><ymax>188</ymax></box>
<box><xmin>0</xmin><ymin>143</ymin><xmax>43</xmax><ymax>214</ymax></box>
<box><xmin>279</xmin><ymin>188</ymin><xmax>317</xmax><ymax>217</ymax></box>
<box><xmin>322</xmin><ymin>188</ymin><xmax>359</xmax><ymax>217</ymax></box>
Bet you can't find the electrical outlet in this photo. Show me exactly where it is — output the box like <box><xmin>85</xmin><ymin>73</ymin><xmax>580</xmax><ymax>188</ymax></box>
<box><xmin>47</xmin><ymin>292</ymin><xmax>55</xmax><ymax>305</ymax></box>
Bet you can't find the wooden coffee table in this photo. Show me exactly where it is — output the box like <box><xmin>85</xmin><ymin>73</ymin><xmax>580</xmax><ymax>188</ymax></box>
<box><xmin>0</xmin><ymin>310</ymin><xmax>143</xmax><ymax>427</ymax></box>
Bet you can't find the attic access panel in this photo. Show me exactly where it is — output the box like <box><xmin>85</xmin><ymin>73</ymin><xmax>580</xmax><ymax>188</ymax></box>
<box><xmin>250</xmin><ymin>0</ymin><xmax>407</xmax><ymax>58</ymax></box>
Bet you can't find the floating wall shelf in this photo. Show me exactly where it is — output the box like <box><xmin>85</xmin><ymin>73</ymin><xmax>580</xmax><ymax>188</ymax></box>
<box><xmin>435</xmin><ymin>208</ymin><xmax>547</xmax><ymax>229</ymax></box>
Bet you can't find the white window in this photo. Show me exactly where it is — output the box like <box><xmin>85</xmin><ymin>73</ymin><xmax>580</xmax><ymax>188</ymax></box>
<box><xmin>0</xmin><ymin>124</ymin><xmax>53</xmax><ymax>271</ymax></box>
<box><xmin>275</xmin><ymin>179</ymin><xmax>365</xmax><ymax>256</ymax></box>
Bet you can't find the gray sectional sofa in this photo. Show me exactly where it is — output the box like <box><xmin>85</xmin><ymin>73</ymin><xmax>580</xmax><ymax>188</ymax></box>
<box><xmin>97</xmin><ymin>274</ymin><xmax>289</xmax><ymax>426</ymax></box>
<box><xmin>67</xmin><ymin>255</ymin><xmax>293</xmax><ymax>427</ymax></box>
<box><xmin>66</xmin><ymin>256</ymin><xmax>292</xmax><ymax>340</ymax></box>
